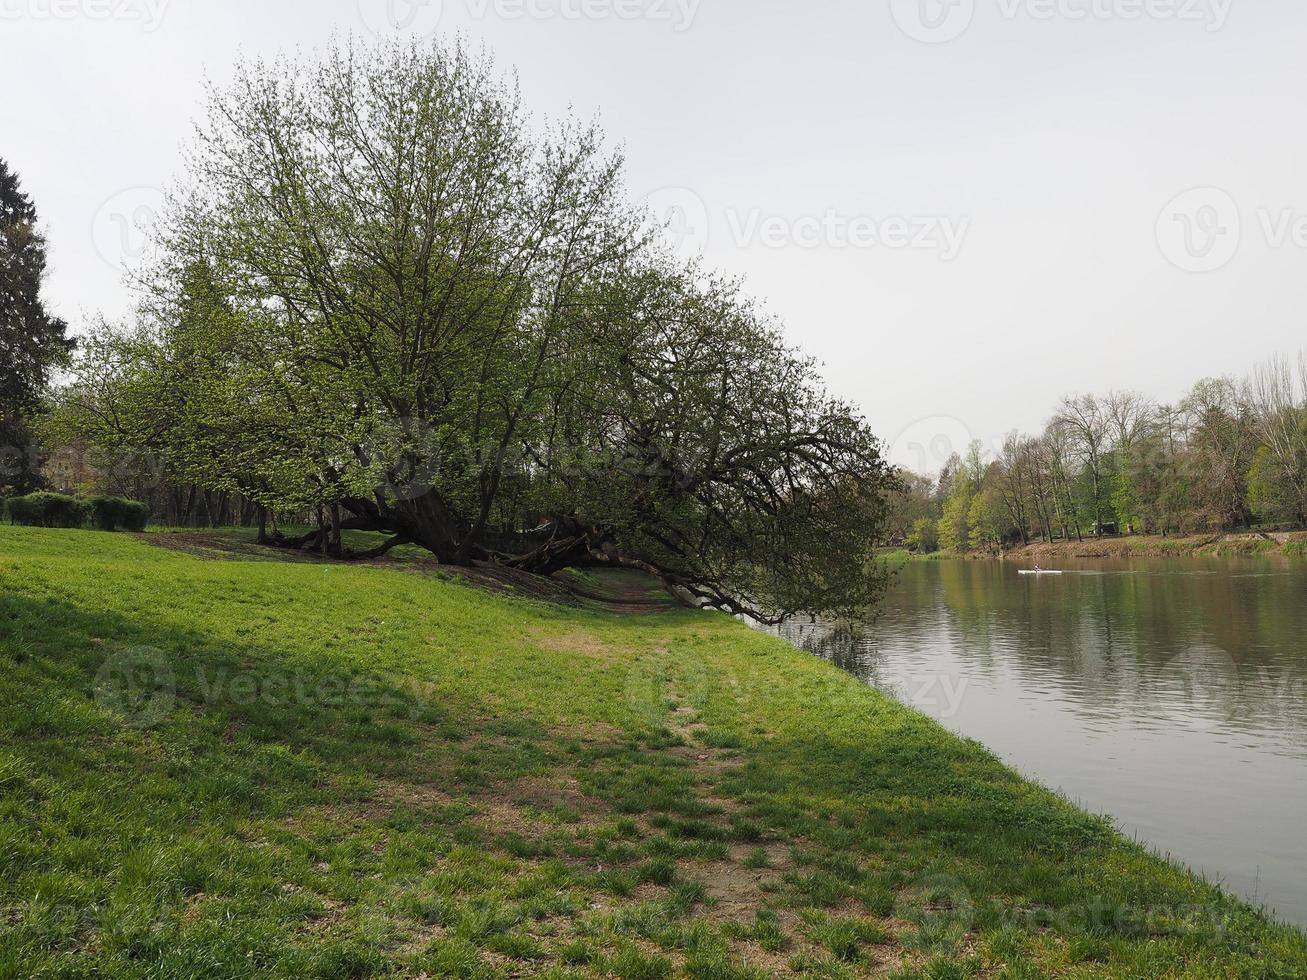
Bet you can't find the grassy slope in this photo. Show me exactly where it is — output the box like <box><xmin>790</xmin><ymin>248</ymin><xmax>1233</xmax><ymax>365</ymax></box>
<box><xmin>1</xmin><ymin>528</ymin><xmax>1304</xmax><ymax>979</ymax></box>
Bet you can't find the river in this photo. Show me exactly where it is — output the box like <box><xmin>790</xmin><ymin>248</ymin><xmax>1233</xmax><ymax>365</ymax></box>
<box><xmin>770</xmin><ymin>558</ymin><xmax>1307</xmax><ymax>926</ymax></box>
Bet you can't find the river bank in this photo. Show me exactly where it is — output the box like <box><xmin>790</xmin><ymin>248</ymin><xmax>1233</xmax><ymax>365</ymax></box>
<box><xmin>1010</xmin><ymin>531</ymin><xmax>1307</xmax><ymax>560</ymax></box>
<box><xmin>3</xmin><ymin>526</ymin><xmax>1306</xmax><ymax>976</ymax></box>
<box><xmin>884</xmin><ymin>531</ymin><xmax>1307</xmax><ymax>563</ymax></box>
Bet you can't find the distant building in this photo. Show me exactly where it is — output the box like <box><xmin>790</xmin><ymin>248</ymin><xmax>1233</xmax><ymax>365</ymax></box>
<box><xmin>43</xmin><ymin>440</ymin><xmax>98</xmax><ymax>494</ymax></box>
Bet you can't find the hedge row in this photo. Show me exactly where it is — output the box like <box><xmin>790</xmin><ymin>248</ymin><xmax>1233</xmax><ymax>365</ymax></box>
<box><xmin>4</xmin><ymin>493</ymin><xmax>150</xmax><ymax>531</ymax></box>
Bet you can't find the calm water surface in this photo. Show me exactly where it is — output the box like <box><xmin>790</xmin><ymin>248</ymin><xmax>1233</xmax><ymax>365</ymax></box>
<box><xmin>771</xmin><ymin>558</ymin><xmax>1307</xmax><ymax>925</ymax></box>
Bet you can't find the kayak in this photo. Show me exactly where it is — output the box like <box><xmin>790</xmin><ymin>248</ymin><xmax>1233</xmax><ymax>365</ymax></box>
<box><xmin>1018</xmin><ymin>569</ymin><xmax>1064</xmax><ymax>575</ymax></box>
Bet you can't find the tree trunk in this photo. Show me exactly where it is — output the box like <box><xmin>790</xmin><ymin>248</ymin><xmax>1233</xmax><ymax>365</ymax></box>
<box><xmin>329</xmin><ymin>503</ymin><xmax>343</xmax><ymax>556</ymax></box>
<box><xmin>345</xmin><ymin>534</ymin><xmax>412</xmax><ymax>560</ymax></box>
<box><xmin>341</xmin><ymin>489</ymin><xmax>467</xmax><ymax>564</ymax></box>
<box><xmin>509</xmin><ymin>531</ymin><xmax>593</xmax><ymax>576</ymax></box>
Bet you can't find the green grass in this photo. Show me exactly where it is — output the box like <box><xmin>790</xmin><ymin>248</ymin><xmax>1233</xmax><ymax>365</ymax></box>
<box><xmin>874</xmin><ymin>549</ymin><xmax>948</xmax><ymax>564</ymax></box>
<box><xmin>1</xmin><ymin>526</ymin><xmax>1305</xmax><ymax>977</ymax></box>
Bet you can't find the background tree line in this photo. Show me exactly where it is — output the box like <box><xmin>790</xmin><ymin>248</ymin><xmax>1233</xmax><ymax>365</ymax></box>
<box><xmin>1</xmin><ymin>155</ymin><xmax>268</xmax><ymax>528</ymax></box>
<box><xmin>884</xmin><ymin>361</ymin><xmax>1307</xmax><ymax>554</ymax></box>
<box><xmin>0</xmin><ymin>158</ymin><xmax>72</xmax><ymax>496</ymax></box>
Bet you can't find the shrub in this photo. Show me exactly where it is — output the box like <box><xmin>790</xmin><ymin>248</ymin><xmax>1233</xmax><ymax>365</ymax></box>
<box><xmin>88</xmin><ymin>496</ymin><xmax>128</xmax><ymax>531</ymax></box>
<box><xmin>5</xmin><ymin>496</ymin><xmax>36</xmax><ymax>525</ymax></box>
<box><xmin>6</xmin><ymin>493</ymin><xmax>87</xmax><ymax>528</ymax></box>
<box><xmin>84</xmin><ymin>496</ymin><xmax>151</xmax><ymax>532</ymax></box>
<box><xmin>120</xmin><ymin>500</ymin><xmax>151</xmax><ymax>531</ymax></box>
<box><xmin>48</xmin><ymin>495</ymin><xmax>87</xmax><ymax>528</ymax></box>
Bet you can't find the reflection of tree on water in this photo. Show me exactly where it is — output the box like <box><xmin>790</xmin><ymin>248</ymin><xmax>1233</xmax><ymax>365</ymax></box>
<box><xmin>768</xmin><ymin>560</ymin><xmax>1307</xmax><ymax>748</ymax></box>
<box><xmin>773</xmin><ymin>619</ymin><xmax>867</xmax><ymax>676</ymax></box>
<box><xmin>770</xmin><ymin>615</ymin><xmax>956</xmax><ymax>709</ymax></box>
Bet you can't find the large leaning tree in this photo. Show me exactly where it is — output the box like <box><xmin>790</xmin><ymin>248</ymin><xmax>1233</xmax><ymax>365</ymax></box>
<box><xmin>57</xmin><ymin>38</ymin><xmax>895</xmax><ymax>621</ymax></box>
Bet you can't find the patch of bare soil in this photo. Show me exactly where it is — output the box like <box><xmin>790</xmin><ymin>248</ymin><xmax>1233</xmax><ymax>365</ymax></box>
<box><xmin>528</xmin><ymin>627</ymin><xmax>617</xmax><ymax>659</ymax></box>
<box><xmin>558</xmin><ymin>570</ymin><xmax>683</xmax><ymax>615</ymax></box>
<box><xmin>697</xmin><ymin>856</ymin><xmax>784</xmax><ymax>923</ymax></box>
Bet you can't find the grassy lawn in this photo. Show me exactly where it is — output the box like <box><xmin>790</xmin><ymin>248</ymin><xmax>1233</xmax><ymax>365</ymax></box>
<box><xmin>1</xmin><ymin>527</ymin><xmax>1304</xmax><ymax>978</ymax></box>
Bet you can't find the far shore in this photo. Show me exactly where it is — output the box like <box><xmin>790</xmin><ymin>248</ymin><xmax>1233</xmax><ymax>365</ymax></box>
<box><xmin>884</xmin><ymin>530</ymin><xmax>1307</xmax><ymax>563</ymax></box>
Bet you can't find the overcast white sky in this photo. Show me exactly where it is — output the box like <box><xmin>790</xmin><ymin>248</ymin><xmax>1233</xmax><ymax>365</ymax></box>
<box><xmin>4</xmin><ymin>0</ymin><xmax>1305</xmax><ymax>472</ymax></box>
